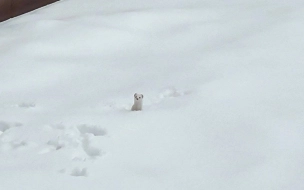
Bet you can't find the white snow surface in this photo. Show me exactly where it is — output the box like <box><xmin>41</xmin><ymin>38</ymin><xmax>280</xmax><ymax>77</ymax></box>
<box><xmin>1</xmin><ymin>0</ymin><xmax>304</xmax><ymax>189</ymax></box>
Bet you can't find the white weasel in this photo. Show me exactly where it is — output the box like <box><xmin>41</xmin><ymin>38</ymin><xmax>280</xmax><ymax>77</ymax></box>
<box><xmin>131</xmin><ymin>93</ymin><xmax>143</xmax><ymax>111</ymax></box>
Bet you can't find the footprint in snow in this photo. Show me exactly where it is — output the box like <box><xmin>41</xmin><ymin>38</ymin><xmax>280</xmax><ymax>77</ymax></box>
<box><xmin>81</xmin><ymin>134</ymin><xmax>102</xmax><ymax>157</ymax></box>
<box><xmin>70</xmin><ymin>167</ymin><xmax>88</xmax><ymax>177</ymax></box>
<box><xmin>77</xmin><ymin>124</ymin><xmax>107</xmax><ymax>136</ymax></box>
<box><xmin>17</xmin><ymin>102</ymin><xmax>36</xmax><ymax>108</ymax></box>
<box><xmin>158</xmin><ymin>87</ymin><xmax>191</xmax><ymax>99</ymax></box>
<box><xmin>141</xmin><ymin>87</ymin><xmax>191</xmax><ymax>110</ymax></box>
<box><xmin>0</xmin><ymin>121</ymin><xmax>22</xmax><ymax>133</ymax></box>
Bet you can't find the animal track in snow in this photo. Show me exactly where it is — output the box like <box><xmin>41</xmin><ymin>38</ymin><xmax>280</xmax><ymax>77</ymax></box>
<box><xmin>47</xmin><ymin>139</ymin><xmax>65</xmax><ymax>150</ymax></box>
<box><xmin>77</xmin><ymin>125</ymin><xmax>105</xmax><ymax>157</ymax></box>
<box><xmin>159</xmin><ymin>87</ymin><xmax>191</xmax><ymax>99</ymax></box>
<box><xmin>12</xmin><ymin>123</ymin><xmax>106</xmax><ymax>176</ymax></box>
<box><xmin>39</xmin><ymin>124</ymin><xmax>81</xmax><ymax>154</ymax></box>
<box><xmin>49</xmin><ymin>124</ymin><xmax>106</xmax><ymax>176</ymax></box>
<box><xmin>81</xmin><ymin>134</ymin><xmax>102</xmax><ymax>157</ymax></box>
<box><xmin>70</xmin><ymin>167</ymin><xmax>88</xmax><ymax>177</ymax></box>
<box><xmin>146</xmin><ymin>87</ymin><xmax>191</xmax><ymax>108</ymax></box>
<box><xmin>0</xmin><ymin>122</ymin><xmax>26</xmax><ymax>151</ymax></box>
<box><xmin>10</xmin><ymin>141</ymin><xmax>27</xmax><ymax>149</ymax></box>
<box><xmin>0</xmin><ymin>121</ymin><xmax>22</xmax><ymax>133</ymax></box>
<box><xmin>39</xmin><ymin>138</ymin><xmax>67</xmax><ymax>155</ymax></box>
<box><xmin>77</xmin><ymin>124</ymin><xmax>107</xmax><ymax>136</ymax></box>
<box><xmin>0</xmin><ymin>122</ymin><xmax>10</xmax><ymax>133</ymax></box>
<box><xmin>18</xmin><ymin>102</ymin><xmax>36</xmax><ymax>108</ymax></box>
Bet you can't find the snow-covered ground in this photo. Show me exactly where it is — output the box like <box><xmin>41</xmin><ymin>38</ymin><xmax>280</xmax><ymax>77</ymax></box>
<box><xmin>1</xmin><ymin>0</ymin><xmax>304</xmax><ymax>189</ymax></box>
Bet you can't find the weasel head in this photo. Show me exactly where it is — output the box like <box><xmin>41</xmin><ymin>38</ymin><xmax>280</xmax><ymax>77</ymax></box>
<box><xmin>134</xmin><ymin>93</ymin><xmax>144</xmax><ymax>102</ymax></box>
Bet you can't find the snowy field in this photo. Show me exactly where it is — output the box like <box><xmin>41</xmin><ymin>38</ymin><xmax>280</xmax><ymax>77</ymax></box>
<box><xmin>1</xmin><ymin>0</ymin><xmax>304</xmax><ymax>189</ymax></box>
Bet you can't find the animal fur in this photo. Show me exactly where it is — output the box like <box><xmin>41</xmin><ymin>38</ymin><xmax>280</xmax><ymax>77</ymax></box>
<box><xmin>131</xmin><ymin>93</ymin><xmax>143</xmax><ymax>111</ymax></box>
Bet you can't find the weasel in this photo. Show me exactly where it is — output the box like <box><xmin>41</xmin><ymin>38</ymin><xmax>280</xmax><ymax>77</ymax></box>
<box><xmin>131</xmin><ymin>93</ymin><xmax>143</xmax><ymax>111</ymax></box>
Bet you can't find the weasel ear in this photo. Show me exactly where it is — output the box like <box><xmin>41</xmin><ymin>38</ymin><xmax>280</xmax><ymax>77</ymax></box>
<box><xmin>142</xmin><ymin>94</ymin><xmax>144</xmax><ymax>98</ymax></box>
<box><xmin>134</xmin><ymin>93</ymin><xmax>137</xmax><ymax>97</ymax></box>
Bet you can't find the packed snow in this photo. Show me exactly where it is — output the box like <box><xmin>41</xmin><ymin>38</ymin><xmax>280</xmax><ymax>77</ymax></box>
<box><xmin>1</xmin><ymin>0</ymin><xmax>304</xmax><ymax>189</ymax></box>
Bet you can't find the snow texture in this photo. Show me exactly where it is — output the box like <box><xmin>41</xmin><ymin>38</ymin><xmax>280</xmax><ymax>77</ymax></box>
<box><xmin>1</xmin><ymin>0</ymin><xmax>304</xmax><ymax>189</ymax></box>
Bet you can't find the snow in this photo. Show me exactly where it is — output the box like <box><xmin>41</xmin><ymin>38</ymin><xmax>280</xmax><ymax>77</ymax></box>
<box><xmin>1</xmin><ymin>0</ymin><xmax>304</xmax><ymax>189</ymax></box>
